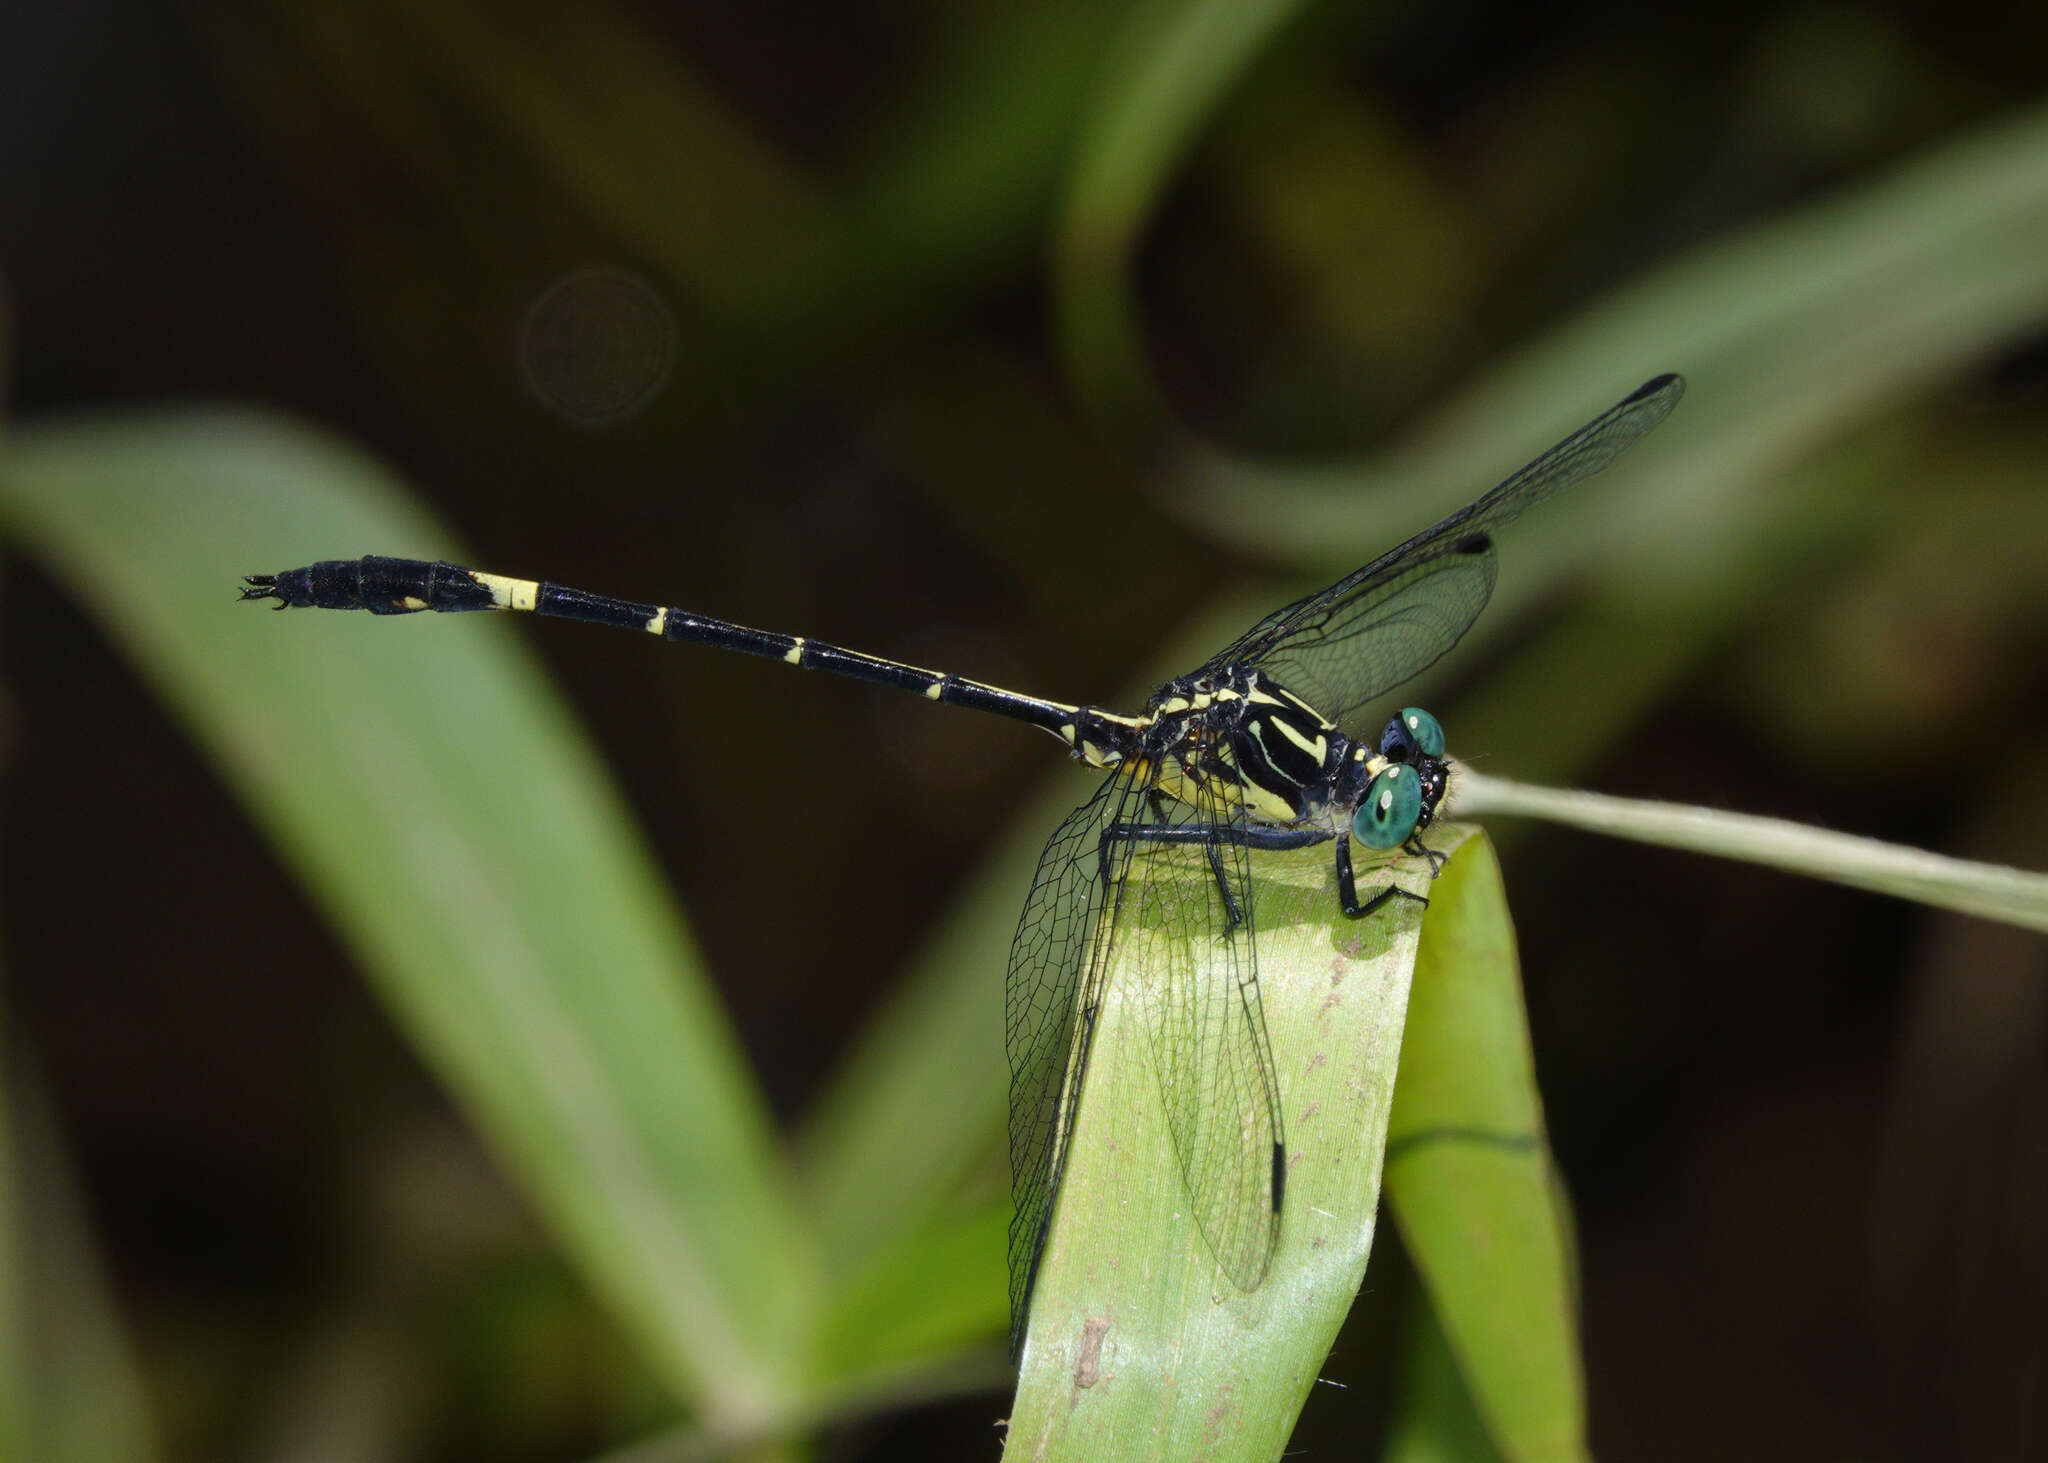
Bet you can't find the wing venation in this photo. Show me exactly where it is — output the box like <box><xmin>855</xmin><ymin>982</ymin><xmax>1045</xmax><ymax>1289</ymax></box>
<box><xmin>1205</xmin><ymin>374</ymin><xmax>1684</xmax><ymax>730</ymax></box>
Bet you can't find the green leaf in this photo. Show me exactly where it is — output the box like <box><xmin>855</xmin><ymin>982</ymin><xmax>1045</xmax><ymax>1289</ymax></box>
<box><xmin>1005</xmin><ymin>829</ymin><xmax>1466</xmax><ymax>1461</ymax></box>
<box><xmin>815</xmin><ymin>1200</ymin><xmax>1009</xmax><ymax>1378</ymax></box>
<box><xmin>1170</xmin><ymin>100</ymin><xmax>2048</xmax><ymax>570</ymax></box>
<box><xmin>1056</xmin><ymin>0</ymin><xmax>1314</xmax><ymax>426</ymax></box>
<box><xmin>1387</xmin><ymin>833</ymin><xmax>1586</xmax><ymax>1463</ymax></box>
<box><xmin>0</xmin><ymin>411</ymin><xmax>817</xmax><ymax>1428</ymax></box>
<box><xmin>794</xmin><ymin>815</ymin><xmax>1037</xmax><ymax>1290</ymax></box>
<box><xmin>0</xmin><ymin>1060</ymin><xmax>162</xmax><ymax>1463</ymax></box>
<box><xmin>1381</xmin><ymin>1298</ymin><xmax>1504</xmax><ymax>1463</ymax></box>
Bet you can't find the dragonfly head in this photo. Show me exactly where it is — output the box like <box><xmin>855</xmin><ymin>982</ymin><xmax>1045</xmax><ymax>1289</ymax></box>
<box><xmin>1351</xmin><ymin>708</ymin><xmax>1449</xmax><ymax>849</ymax></box>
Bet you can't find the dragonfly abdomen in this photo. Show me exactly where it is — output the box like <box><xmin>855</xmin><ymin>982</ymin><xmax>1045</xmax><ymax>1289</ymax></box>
<box><xmin>243</xmin><ymin>556</ymin><xmax>1089</xmax><ymax>738</ymax></box>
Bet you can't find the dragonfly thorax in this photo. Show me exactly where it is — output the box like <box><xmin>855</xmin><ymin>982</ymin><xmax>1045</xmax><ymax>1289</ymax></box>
<box><xmin>1135</xmin><ymin>665</ymin><xmax>1350</xmax><ymax>824</ymax></box>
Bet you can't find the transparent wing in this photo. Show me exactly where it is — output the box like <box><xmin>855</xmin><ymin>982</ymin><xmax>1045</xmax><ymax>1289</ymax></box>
<box><xmin>1126</xmin><ymin>778</ymin><xmax>1285</xmax><ymax>1295</ymax></box>
<box><xmin>1203</xmin><ymin>374</ymin><xmax>1684</xmax><ymax>732</ymax></box>
<box><xmin>1004</xmin><ymin>772</ymin><xmax>1145</xmax><ymax>1356</ymax></box>
<box><xmin>1234</xmin><ymin>547</ymin><xmax>1497</xmax><ymax>743</ymax></box>
<box><xmin>1003</xmin><ymin>766</ymin><xmax>1287</xmax><ymax>1353</ymax></box>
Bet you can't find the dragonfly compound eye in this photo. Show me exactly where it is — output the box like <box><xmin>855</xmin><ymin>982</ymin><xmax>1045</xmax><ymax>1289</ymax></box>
<box><xmin>1399</xmin><ymin>707</ymin><xmax>1444</xmax><ymax>759</ymax></box>
<box><xmin>1378</xmin><ymin>706</ymin><xmax>1443</xmax><ymax>763</ymax></box>
<box><xmin>1354</xmin><ymin>765</ymin><xmax>1423</xmax><ymax>849</ymax></box>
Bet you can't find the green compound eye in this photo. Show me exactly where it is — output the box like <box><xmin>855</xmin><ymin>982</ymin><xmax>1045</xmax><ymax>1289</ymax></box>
<box><xmin>1354</xmin><ymin>764</ymin><xmax>1422</xmax><ymax>849</ymax></box>
<box><xmin>1399</xmin><ymin>707</ymin><xmax>1445</xmax><ymax>759</ymax></box>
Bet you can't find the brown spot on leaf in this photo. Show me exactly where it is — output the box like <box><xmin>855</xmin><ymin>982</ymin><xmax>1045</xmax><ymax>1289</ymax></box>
<box><xmin>1072</xmin><ymin>1315</ymin><xmax>1111</xmax><ymax>1390</ymax></box>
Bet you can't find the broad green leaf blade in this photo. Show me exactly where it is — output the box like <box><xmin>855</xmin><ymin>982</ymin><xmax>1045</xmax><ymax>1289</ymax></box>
<box><xmin>1457</xmin><ymin>771</ymin><xmax>2048</xmax><ymax>933</ymax></box>
<box><xmin>1056</xmin><ymin>0</ymin><xmax>1312</xmax><ymax>426</ymax></box>
<box><xmin>0</xmin><ymin>1059</ymin><xmax>161</xmax><ymax>1463</ymax></box>
<box><xmin>1381</xmin><ymin>1298</ymin><xmax>1504</xmax><ymax>1463</ymax></box>
<box><xmin>795</xmin><ymin>816</ymin><xmax>1036</xmax><ymax>1282</ymax></box>
<box><xmin>1172</xmin><ymin>100</ymin><xmax>2048</xmax><ymax>568</ymax></box>
<box><xmin>814</xmin><ymin>1201</ymin><xmax>1010</xmax><ymax>1380</ymax></box>
<box><xmin>0</xmin><ymin>412</ymin><xmax>816</xmax><ymax>1427</ymax></box>
<box><xmin>1387</xmin><ymin>833</ymin><xmax>1585</xmax><ymax>1463</ymax></box>
<box><xmin>1006</xmin><ymin>829</ymin><xmax>1471</xmax><ymax>1462</ymax></box>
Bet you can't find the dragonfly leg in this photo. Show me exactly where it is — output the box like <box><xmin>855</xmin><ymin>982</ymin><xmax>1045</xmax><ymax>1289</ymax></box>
<box><xmin>1104</xmin><ymin>818</ymin><xmax>1252</xmax><ymax>930</ymax></box>
<box><xmin>1095</xmin><ymin>824</ymin><xmax>1121</xmax><ymax>891</ymax></box>
<box><xmin>1227</xmin><ymin>824</ymin><xmax>1331</xmax><ymax>851</ymax></box>
<box><xmin>1204</xmin><ymin>840</ymin><xmax>1245</xmax><ymax>932</ymax></box>
<box><xmin>1108</xmin><ymin>818</ymin><xmax>1330</xmax><ymax>852</ymax></box>
<box><xmin>1404</xmin><ymin>834</ymin><xmax>1449</xmax><ymax>877</ymax></box>
<box><xmin>1337</xmin><ymin>833</ymin><xmax>1429</xmax><ymax>919</ymax></box>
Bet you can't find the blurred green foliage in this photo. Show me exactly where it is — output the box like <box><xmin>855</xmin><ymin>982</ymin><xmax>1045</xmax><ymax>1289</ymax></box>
<box><xmin>1</xmin><ymin>0</ymin><xmax>2044</xmax><ymax>1459</ymax></box>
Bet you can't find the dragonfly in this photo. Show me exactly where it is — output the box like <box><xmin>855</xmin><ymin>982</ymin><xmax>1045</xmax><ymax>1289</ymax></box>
<box><xmin>243</xmin><ymin>371</ymin><xmax>1684</xmax><ymax>1355</ymax></box>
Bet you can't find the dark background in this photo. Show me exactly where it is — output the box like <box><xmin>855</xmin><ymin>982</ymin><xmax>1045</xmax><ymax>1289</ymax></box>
<box><xmin>3</xmin><ymin>1</ymin><xmax>2045</xmax><ymax>1459</ymax></box>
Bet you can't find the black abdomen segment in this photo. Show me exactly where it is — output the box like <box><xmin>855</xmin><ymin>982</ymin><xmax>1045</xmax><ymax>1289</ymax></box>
<box><xmin>248</xmin><ymin>556</ymin><xmax>502</xmax><ymax>615</ymax></box>
<box><xmin>244</xmin><ymin>556</ymin><xmax>1082</xmax><ymax>737</ymax></box>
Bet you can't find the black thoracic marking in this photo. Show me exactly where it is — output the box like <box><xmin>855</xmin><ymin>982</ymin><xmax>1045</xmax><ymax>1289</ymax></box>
<box><xmin>1235</xmin><ymin>704</ymin><xmax>1328</xmax><ymax>807</ymax></box>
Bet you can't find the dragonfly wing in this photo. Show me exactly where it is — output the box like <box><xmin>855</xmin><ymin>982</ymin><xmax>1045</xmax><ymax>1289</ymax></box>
<box><xmin>1004</xmin><ymin>772</ymin><xmax>1145</xmax><ymax>1356</ymax></box>
<box><xmin>1242</xmin><ymin>541</ymin><xmax>1496</xmax><ymax>735</ymax></box>
<box><xmin>1205</xmin><ymin>374</ymin><xmax>1683</xmax><ymax>729</ymax></box>
<box><xmin>1004</xmin><ymin>771</ymin><xmax>1288</xmax><ymax>1353</ymax></box>
<box><xmin>1127</xmin><ymin>782</ymin><xmax>1285</xmax><ymax>1294</ymax></box>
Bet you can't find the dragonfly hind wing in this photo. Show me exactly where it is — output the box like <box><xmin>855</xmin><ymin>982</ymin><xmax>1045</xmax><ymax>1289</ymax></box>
<box><xmin>1003</xmin><ymin>773</ymin><xmax>1145</xmax><ymax>1355</ymax></box>
<box><xmin>1126</xmin><ymin>788</ymin><xmax>1286</xmax><ymax>1295</ymax></box>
